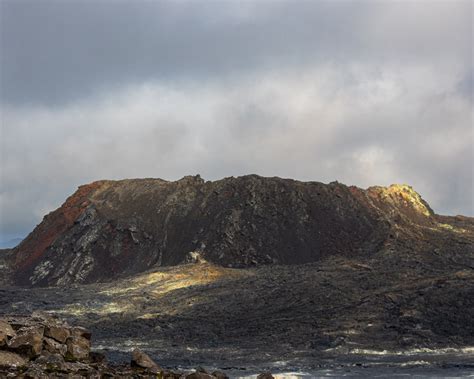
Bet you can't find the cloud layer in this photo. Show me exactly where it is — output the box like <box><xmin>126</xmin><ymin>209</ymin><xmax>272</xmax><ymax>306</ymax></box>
<box><xmin>1</xmin><ymin>0</ymin><xmax>472</xmax><ymax>240</ymax></box>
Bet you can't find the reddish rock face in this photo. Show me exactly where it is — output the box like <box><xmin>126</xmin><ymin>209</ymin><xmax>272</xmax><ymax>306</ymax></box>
<box><xmin>7</xmin><ymin>175</ymin><xmax>474</xmax><ymax>287</ymax></box>
<box><xmin>12</xmin><ymin>181</ymin><xmax>105</xmax><ymax>284</ymax></box>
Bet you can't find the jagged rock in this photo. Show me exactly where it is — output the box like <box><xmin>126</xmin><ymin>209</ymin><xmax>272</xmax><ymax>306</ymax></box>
<box><xmin>0</xmin><ymin>351</ymin><xmax>27</xmax><ymax>368</ymax></box>
<box><xmin>35</xmin><ymin>352</ymin><xmax>66</xmax><ymax>372</ymax></box>
<box><xmin>71</xmin><ymin>326</ymin><xmax>92</xmax><ymax>340</ymax></box>
<box><xmin>131</xmin><ymin>348</ymin><xmax>161</xmax><ymax>372</ymax></box>
<box><xmin>65</xmin><ymin>336</ymin><xmax>90</xmax><ymax>361</ymax></box>
<box><xmin>186</xmin><ymin>251</ymin><xmax>207</xmax><ymax>264</ymax></box>
<box><xmin>43</xmin><ymin>336</ymin><xmax>67</xmax><ymax>356</ymax></box>
<box><xmin>212</xmin><ymin>371</ymin><xmax>229</xmax><ymax>379</ymax></box>
<box><xmin>163</xmin><ymin>370</ymin><xmax>183</xmax><ymax>378</ymax></box>
<box><xmin>44</xmin><ymin>324</ymin><xmax>70</xmax><ymax>343</ymax></box>
<box><xmin>89</xmin><ymin>351</ymin><xmax>106</xmax><ymax>363</ymax></box>
<box><xmin>0</xmin><ymin>314</ymin><xmax>196</xmax><ymax>378</ymax></box>
<box><xmin>23</xmin><ymin>365</ymin><xmax>47</xmax><ymax>379</ymax></box>
<box><xmin>0</xmin><ymin>320</ymin><xmax>15</xmax><ymax>347</ymax></box>
<box><xmin>7</xmin><ymin>325</ymin><xmax>44</xmax><ymax>358</ymax></box>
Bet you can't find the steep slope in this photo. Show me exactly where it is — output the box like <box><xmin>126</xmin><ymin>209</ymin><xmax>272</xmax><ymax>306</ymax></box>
<box><xmin>7</xmin><ymin>175</ymin><xmax>474</xmax><ymax>286</ymax></box>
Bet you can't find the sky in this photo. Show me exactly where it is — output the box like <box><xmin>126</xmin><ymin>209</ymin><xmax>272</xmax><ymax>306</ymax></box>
<box><xmin>0</xmin><ymin>0</ymin><xmax>473</xmax><ymax>242</ymax></box>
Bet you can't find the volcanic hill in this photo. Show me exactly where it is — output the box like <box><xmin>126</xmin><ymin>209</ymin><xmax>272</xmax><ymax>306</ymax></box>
<box><xmin>3</xmin><ymin>175</ymin><xmax>473</xmax><ymax>287</ymax></box>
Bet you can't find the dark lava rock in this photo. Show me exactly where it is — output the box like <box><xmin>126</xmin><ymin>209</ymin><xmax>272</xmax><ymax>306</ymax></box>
<box><xmin>6</xmin><ymin>175</ymin><xmax>472</xmax><ymax>287</ymax></box>
<box><xmin>0</xmin><ymin>314</ymin><xmax>193</xmax><ymax>378</ymax></box>
<box><xmin>212</xmin><ymin>371</ymin><xmax>230</xmax><ymax>379</ymax></box>
<box><xmin>186</xmin><ymin>372</ymin><xmax>217</xmax><ymax>379</ymax></box>
<box><xmin>131</xmin><ymin>348</ymin><xmax>161</xmax><ymax>372</ymax></box>
<box><xmin>65</xmin><ymin>335</ymin><xmax>90</xmax><ymax>361</ymax></box>
<box><xmin>0</xmin><ymin>351</ymin><xmax>27</xmax><ymax>368</ymax></box>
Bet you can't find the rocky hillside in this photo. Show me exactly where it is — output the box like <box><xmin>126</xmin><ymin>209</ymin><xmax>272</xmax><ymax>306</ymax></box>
<box><xmin>5</xmin><ymin>175</ymin><xmax>474</xmax><ymax>286</ymax></box>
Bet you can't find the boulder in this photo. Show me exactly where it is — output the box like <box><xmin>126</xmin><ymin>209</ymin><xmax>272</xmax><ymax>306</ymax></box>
<box><xmin>0</xmin><ymin>320</ymin><xmax>16</xmax><ymax>347</ymax></box>
<box><xmin>163</xmin><ymin>370</ymin><xmax>183</xmax><ymax>378</ymax></box>
<box><xmin>131</xmin><ymin>349</ymin><xmax>161</xmax><ymax>373</ymax></box>
<box><xmin>71</xmin><ymin>326</ymin><xmax>92</xmax><ymax>340</ymax></box>
<box><xmin>23</xmin><ymin>365</ymin><xmax>47</xmax><ymax>379</ymax></box>
<box><xmin>212</xmin><ymin>371</ymin><xmax>229</xmax><ymax>379</ymax></box>
<box><xmin>257</xmin><ymin>373</ymin><xmax>275</xmax><ymax>379</ymax></box>
<box><xmin>7</xmin><ymin>325</ymin><xmax>44</xmax><ymax>358</ymax></box>
<box><xmin>0</xmin><ymin>320</ymin><xmax>15</xmax><ymax>337</ymax></box>
<box><xmin>43</xmin><ymin>336</ymin><xmax>67</xmax><ymax>356</ymax></box>
<box><xmin>65</xmin><ymin>336</ymin><xmax>90</xmax><ymax>361</ymax></box>
<box><xmin>0</xmin><ymin>351</ymin><xmax>27</xmax><ymax>368</ymax></box>
<box><xmin>35</xmin><ymin>352</ymin><xmax>66</xmax><ymax>372</ymax></box>
<box><xmin>44</xmin><ymin>325</ymin><xmax>70</xmax><ymax>343</ymax></box>
<box><xmin>89</xmin><ymin>351</ymin><xmax>106</xmax><ymax>364</ymax></box>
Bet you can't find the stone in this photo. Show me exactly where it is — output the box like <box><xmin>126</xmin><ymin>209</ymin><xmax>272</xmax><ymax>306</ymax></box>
<box><xmin>257</xmin><ymin>373</ymin><xmax>275</xmax><ymax>379</ymax></box>
<box><xmin>7</xmin><ymin>326</ymin><xmax>44</xmax><ymax>358</ymax></box>
<box><xmin>0</xmin><ymin>331</ymin><xmax>6</xmax><ymax>347</ymax></box>
<box><xmin>0</xmin><ymin>351</ymin><xmax>27</xmax><ymax>368</ymax></box>
<box><xmin>71</xmin><ymin>326</ymin><xmax>92</xmax><ymax>340</ymax></box>
<box><xmin>43</xmin><ymin>336</ymin><xmax>67</xmax><ymax>356</ymax></box>
<box><xmin>23</xmin><ymin>365</ymin><xmax>48</xmax><ymax>379</ymax></box>
<box><xmin>185</xmin><ymin>373</ymin><xmax>216</xmax><ymax>379</ymax></box>
<box><xmin>212</xmin><ymin>371</ymin><xmax>229</xmax><ymax>379</ymax></box>
<box><xmin>89</xmin><ymin>351</ymin><xmax>106</xmax><ymax>364</ymax></box>
<box><xmin>0</xmin><ymin>320</ymin><xmax>16</xmax><ymax>347</ymax></box>
<box><xmin>44</xmin><ymin>325</ymin><xmax>70</xmax><ymax>343</ymax></box>
<box><xmin>35</xmin><ymin>353</ymin><xmax>66</xmax><ymax>372</ymax></box>
<box><xmin>0</xmin><ymin>320</ymin><xmax>16</xmax><ymax>338</ymax></box>
<box><xmin>65</xmin><ymin>336</ymin><xmax>90</xmax><ymax>361</ymax></box>
<box><xmin>131</xmin><ymin>349</ymin><xmax>161</xmax><ymax>372</ymax></box>
<box><xmin>163</xmin><ymin>370</ymin><xmax>183</xmax><ymax>379</ymax></box>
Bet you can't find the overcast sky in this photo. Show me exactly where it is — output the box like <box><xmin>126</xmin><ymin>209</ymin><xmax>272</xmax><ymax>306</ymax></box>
<box><xmin>0</xmin><ymin>0</ymin><xmax>473</xmax><ymax>242</ymax></box>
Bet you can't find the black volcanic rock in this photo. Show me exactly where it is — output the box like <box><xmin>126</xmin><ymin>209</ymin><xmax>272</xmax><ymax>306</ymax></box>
<box><xmin>6</xmin><ymin>175</ymin><xmax>474</xmax><ymax>286</ymax></box>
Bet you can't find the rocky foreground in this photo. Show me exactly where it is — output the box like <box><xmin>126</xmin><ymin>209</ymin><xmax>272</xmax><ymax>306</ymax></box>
<box><xmin>1</xmin><ymin>261</ymin><xmax>473</xmax><ymax>377</ymax></box>
<box><xmin>0</xmin><ymin>312</ymin><xmax>277</xmax><ymax>378</ymax></box>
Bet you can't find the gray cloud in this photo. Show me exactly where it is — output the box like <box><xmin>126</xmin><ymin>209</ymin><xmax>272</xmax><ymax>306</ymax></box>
<box><xmin>0</xmin><ymin>0</ymin><xmax>472</xmax><ymax>241</ymax></box>
<box><xmin>1</xmin><ymin>0</ymin><xmax>471</xmax><ymax>105</ymax></box>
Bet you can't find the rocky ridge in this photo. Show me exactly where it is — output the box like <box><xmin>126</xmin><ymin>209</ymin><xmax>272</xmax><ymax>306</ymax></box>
<box><xmin>4</xmin><ymin>175</ymin><xmax>473</xmax><ymax>287</ymax></box>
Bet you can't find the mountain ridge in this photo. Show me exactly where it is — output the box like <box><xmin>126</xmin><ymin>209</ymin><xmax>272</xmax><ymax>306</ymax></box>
<box><xmin>4</xmin><ymin>175</ymin><xmax>473</xmax><ymax>287</ymax></box>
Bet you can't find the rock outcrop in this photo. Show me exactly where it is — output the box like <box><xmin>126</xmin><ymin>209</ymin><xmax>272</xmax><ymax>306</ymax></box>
<box><xmin>0</xmin><ymin>313</ymin><xmax>234</xmax><ymax>378</ymax></box>
<box><xmin>4</xmin><ymin>175</ymin><xmax>473</xmax><ymax>286</ymax></box>
<box><xmin>0</xmin><ymin>312</ymin><xmax>96</xmax><ymax>377</ymax></box>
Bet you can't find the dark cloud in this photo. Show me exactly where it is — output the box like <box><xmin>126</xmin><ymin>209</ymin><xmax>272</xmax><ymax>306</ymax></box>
<box><xmin>0</xmin><ymin>1</ymin><xmax>472</xmax><ymax>241</ymax></box>
<box><xmin>1</xmin><ymin>0</ymin><xmax>470</xmax><ymax>105</ymax></box>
